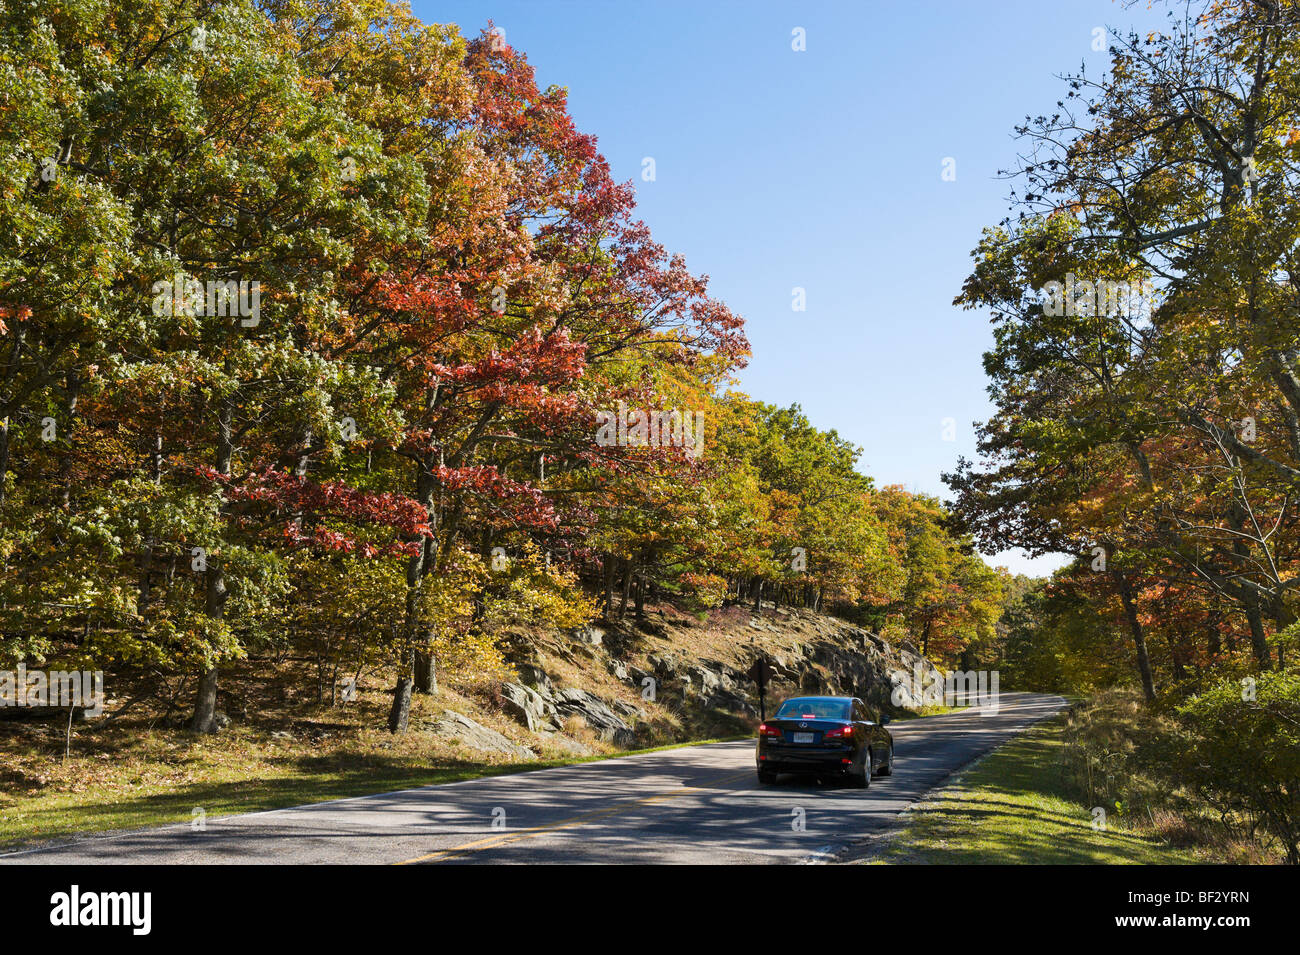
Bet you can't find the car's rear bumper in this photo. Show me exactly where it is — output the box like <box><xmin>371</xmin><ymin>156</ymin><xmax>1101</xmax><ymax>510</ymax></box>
<box><xmin>758</xmin><ymin>744</ymin><xmax>857</xmax><ymax>774</ymax></box>
<box><xmin>761</xmin><ymin>763</ymin><xmax>855</xmax><ymax>775</ymax></box>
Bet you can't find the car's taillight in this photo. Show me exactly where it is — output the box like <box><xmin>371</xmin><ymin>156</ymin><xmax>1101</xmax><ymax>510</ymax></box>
<box><xmin>823</xmin><ymin>725</ymin><xmax>853</xmax><ymax>740</ymax></box>
<box><xmin>759</xmin><ymin>723</ymin><xmax>782</xmax><ymax>738</ymax></box>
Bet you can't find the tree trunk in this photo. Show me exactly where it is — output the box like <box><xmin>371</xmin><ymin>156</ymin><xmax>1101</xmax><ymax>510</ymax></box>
<box><xmin>603</xmin><ymin>556</ymin><xmax>614</xmax><ymax>618</ymax></box>
<box><xmin>388</xmin><ymin>675</ymin><xmax>413</xmax><ymax>734</ymax></box>
<box><xmin>401</xmin><ymin>457</ymin><xmax>437</xmax><ymax>705</ymax></box>
<box><xmin>190</xmin><ymin>667</ymin><xmax>219</xmax><ymax>733</ymax></box>
<box><xmin>1242</xmin><ymin>600</ymin><xmax>1271</xmax><ymax>670</ymax></box>
<box><xmin>1225</xmin><ymin>501</ymin><xmax>1274</xmax><ymax>670</ymax></box>
<box><xmin>619</xmin><ymin>559</ymin><xmax>632</xmax><ymax>619</ymax></box>
<box><xmin>1167</xmin><ymin>633</ymin><xmax>1186</xmax><ymax>681</ymax></box>
<box><xmin>190</xmin><ymin>397</ymin><xmax>233</xmax><ymax>731</ymax></box>
<box><xmin>136</xmin><ymin>434</ymin><xmax>163</xmax><ymax>624</ymax></box>
<box><xmin>413</xmin><ymin>640</ymin><xmax>437</xmax><ymax>695</ymax></box>
<box><xmin>1273</xmin><ymin>601</ymin><xmax>1294</xmax><ymax>669</ymax></box>
<box><xmin>190</xmin><ymin>555</ymin><xmax>228</xmax><ymax>732</ymax></box>
<box><xmin>1113</xmin><ymin>570</ymin><xmax>1157</xmax><ymax>703</ymax></box>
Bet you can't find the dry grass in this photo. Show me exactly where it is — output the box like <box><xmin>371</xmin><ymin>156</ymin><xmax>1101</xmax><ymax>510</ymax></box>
<box><xmin>1057</xmin><ymin>689</ymin><xmax>1282</xmax><ymax>864</ymax></box>
<box><xmin>870</xmin><ymin>714</ymin><xmax>1203</xmax><ymax>864</ymax></box>
<box><xmin>868</xmin><ymin>690</ymin><xmax>1283</xmax><ymax>865</ymax></box>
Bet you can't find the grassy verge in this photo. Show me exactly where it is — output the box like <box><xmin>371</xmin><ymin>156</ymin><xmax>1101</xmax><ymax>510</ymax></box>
<box><xmin>868</xmin><ymin>713</ymin><xmax>1202</xmax><ymax>864</ymax></box>
<box><xmin>0</xmin><ymin>728</ymin><xmax>745</xmax><ymax>852</ymax></box>
<box><xmin>890</xmin><ymin>704</ymin><xmax>969</xmax><ymax>720</ymax></box>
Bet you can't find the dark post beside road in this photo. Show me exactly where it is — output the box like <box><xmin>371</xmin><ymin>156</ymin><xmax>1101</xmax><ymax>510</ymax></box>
<box><xmin>747</xmin><ymin>656</ymin><xmax>776</xmax><ymax>721</ymax></box>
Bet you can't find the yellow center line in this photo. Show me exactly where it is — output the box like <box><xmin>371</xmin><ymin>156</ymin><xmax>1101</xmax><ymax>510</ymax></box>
<box><xmin>395</xmin><ymin>768</ymin><xmax>752</xmax><ymax>864</ymax></box>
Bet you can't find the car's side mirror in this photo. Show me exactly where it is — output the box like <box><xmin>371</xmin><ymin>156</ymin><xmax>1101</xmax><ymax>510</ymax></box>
<box><xmin>880</xmin><ymin>714</ymin><xmax>891</xmax><ymax>725</ymax></box>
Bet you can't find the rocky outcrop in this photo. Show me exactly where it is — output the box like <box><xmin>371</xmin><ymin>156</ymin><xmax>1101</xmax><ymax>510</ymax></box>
<box><xmin>606</xmin><ymin>659</ymin><xmax>629</xmax><ymax>681</ymax></box>
<box><xmin>553</xmin><ymin>688</ymin><xmax>636</xmax><ymax>745</ymax></box>
<box><xmin>500</xmin><ymin>681</ymin><xmax>562</xmax><ymax>733</ymax></box>
<box><xmin>495</xmin><ymin>609</ymin><xmax>943</xmax><ymax>756</ymax></box>
<box><xmin>516</xmin><ymin>664</ymin><xmax>554</xmax><ymax>694</ymax></box>
<box><xmin>428</xmin><ymin>711</ymin><xmax>535</xmax><ymax>759</ymax></box>
<box><xmin>570</xmin><ymin>625</ymin><xmax>605</xmax><ymax>647</ymax></box>
<box><xmin>538</xmin><ymin>731</ymin><xmax>593</xmax><ymax>756</ymax></box>
<box><xmin>615</xmin><ymin>617</ymin><xmax>941</xmax><ymax>713</ymax></box>
<box><xmin>798</xmin><ymin>625</ymin><xmax>939</xmax><ymax>710</ymax></box>
<box><xmin>498</xmin><ymin>679</ymin><xmax>636</xmax><ymax>746</ymax></box>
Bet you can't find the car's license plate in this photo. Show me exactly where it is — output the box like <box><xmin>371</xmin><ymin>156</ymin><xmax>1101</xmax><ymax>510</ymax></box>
<box><xmin>792</xmin><ymin>732</ymin><xmax>814</xmax><ymax>743</ymax></box>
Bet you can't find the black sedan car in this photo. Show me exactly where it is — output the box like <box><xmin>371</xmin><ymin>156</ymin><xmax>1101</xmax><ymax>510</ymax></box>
<box><xmin>756</xmin><ymin>695</ymin><xmax>893</xmax><ymax>787</ymax></box>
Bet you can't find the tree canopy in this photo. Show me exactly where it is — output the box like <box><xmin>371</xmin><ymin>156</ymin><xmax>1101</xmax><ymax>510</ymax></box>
<box><xmin>1</xmin><ymin>0</ymin><xmax>998</xmax><ymax>735</ymax></box>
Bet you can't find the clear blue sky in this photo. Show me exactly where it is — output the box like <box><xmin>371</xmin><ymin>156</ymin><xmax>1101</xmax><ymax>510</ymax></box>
<box><xmin>413</xmin><ymin>0</ymin><xmax>1167</xmax><ymax>577</ymax></box>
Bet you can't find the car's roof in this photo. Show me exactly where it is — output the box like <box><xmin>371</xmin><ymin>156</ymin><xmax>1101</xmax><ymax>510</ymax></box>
<box><xmin>781</xmin><ymin>695</ymin><xmax>853</xmax><ymax>702</ymax></box>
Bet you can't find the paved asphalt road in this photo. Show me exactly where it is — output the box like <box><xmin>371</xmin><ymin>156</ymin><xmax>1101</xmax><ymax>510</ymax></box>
<box><xmin>3</xmin><ymin>692</ymin><xmax>1064</xmax><ymax>865</ymax></box>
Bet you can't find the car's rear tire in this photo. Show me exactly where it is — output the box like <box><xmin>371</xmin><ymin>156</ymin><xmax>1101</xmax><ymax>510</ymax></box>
<box><xmin>758</xmin><ymin>768</ymin><xmax>777</xmax><ymax>785</ymax></box>
<box><xmin>854</xmin><ymin>749</ymin><xmax>872</xmax><ymax>789</ymax></box>
<box><xmin>875</xmin><ymin>745</ymin><xmax>893</xmax><ymax>777</ymax></box>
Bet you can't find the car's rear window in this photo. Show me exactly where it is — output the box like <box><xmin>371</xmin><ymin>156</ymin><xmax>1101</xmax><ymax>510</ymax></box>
<box><xmin>774</xmin><ymin>699</ymin><xmax>850</xmax><ymax>720</ymax></box>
